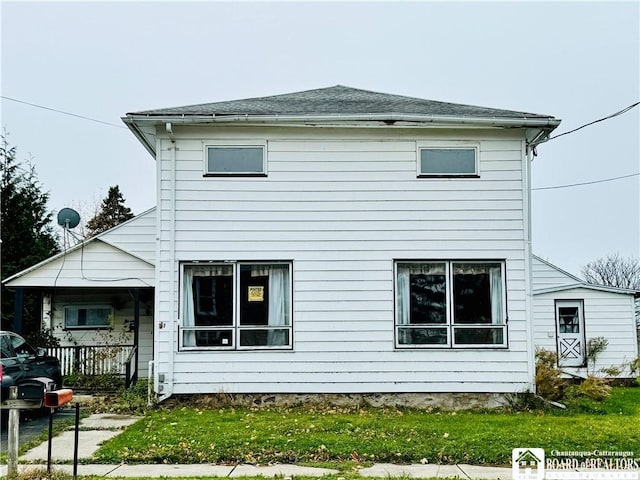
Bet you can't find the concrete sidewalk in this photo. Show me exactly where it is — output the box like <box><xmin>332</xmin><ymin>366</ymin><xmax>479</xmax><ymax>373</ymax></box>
<box><xmin>1</xmin><ymin>413</ymin><xmax>512</xmax><ymax>479</ymax></box>
<box><xmin>1</xmin><ymin>463</ymin><xmax>512</xmax><ymax>478</ymax></box>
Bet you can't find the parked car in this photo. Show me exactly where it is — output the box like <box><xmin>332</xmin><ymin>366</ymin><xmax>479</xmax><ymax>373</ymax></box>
<box><xmin>0</xmin><ymin>363</ymin><xmax>15</xmax><ymax>397</ymax></box>
<box><xmin>0</xmin><ymin>331</ymin><xmax>62</xmax><ymax>404</ymax></box>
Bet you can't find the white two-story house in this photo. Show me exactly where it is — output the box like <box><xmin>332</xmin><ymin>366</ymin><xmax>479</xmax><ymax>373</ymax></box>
<box><xmin>122</xmin><ymin>85</ymin><xmax>561</xmax><ymax>403</ymax></box>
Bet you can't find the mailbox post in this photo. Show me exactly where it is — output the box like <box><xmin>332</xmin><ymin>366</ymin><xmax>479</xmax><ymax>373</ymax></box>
<box><xmin>2</xmin><ymin>382</ymin><xmax>73</xmax><ymax>477</ymax></box>
<box><xmin>2</xmin><ymin>385</ymin><xmax>83</xmax><ymax>479</ymax></box>
<box><xmin>7</xmin><ymin>386</ymin><xmax>19</xmax><ymax>477</ymax></box>
<box><xmin>43</xmin><ymin>389</ymin><xmax>74</xmax><ymax>476</ymax></box>
<box><xmin>3</xmin><ymin>382</ymin><xmax>56</xmax><ymax>476</ymax></box>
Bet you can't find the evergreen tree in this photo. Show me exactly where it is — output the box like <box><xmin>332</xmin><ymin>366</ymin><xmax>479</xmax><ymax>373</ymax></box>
<box><xmin>86</xmin><ymin>185</ymin><xmax>134</xmax><ymax>236</ymax></box>
<box><xmin>1</xmin><ymin>133</ymin><xmax>59</xmax><ymax>331</ymax></box>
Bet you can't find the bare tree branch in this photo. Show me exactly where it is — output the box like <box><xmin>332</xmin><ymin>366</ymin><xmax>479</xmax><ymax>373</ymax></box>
<box><xmin>582</xmin><ymin>253</ymin><xmax>640</xmax><ymax>332</ymax></box>
<box><xmin>581</xmin><ymin>253</ymin><xmax>640</xmax><ymax>290</ymax></box>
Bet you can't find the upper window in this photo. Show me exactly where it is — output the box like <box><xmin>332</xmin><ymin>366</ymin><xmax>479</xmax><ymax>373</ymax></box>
<box><xmin>64</xmin><ymin>305</ymin><xmax>112</xmax><ymax>329</ymax></box>
<box><xmin>181</xmin><ymin>262</ymin><xmax>292</xmax><ymax>350</ymax></box>
<box><xmin>418</xmin><ymin>147</ymin><xmax>478</xmax><ymax>176</ymax></box>
<box><xmin>395</xmin><ymin>261</ymin><xmax>506</xmax><ymax>348</ymax></box>
<box><xmin>205</xmin><ymin>145</ymin><xmax>266</xmax><ymax>175</ymax></box>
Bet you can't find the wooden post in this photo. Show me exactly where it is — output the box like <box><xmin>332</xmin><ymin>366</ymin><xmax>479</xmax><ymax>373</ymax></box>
<box><xmin>7</xmin><ymin>386</ymin><xmax>19</xmax><ymax>476</ymax></box>
<box><xmin>133</xmin><ymin>288</ymin><xmax>140</xmax><ymax>386</ymax></box>
<box><xmin>73</xmin><ymin>345</ymin><xmax>81</xmax><ymax>374</ymax></box>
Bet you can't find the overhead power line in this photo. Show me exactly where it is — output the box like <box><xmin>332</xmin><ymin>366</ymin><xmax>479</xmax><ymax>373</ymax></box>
<box><xmin>533</xmin><ymin>172</ymin><xmax>640</xmax><ymax>191</ymax></box>
<box><xmin>548</xmin><ymin>101</ymin><xmax>640</xmax><ymax>141</ymax></box>
<box><xmin>1</xmin><ymin>95</ymin><xmax>127</xmax><ymax>129</ymax></box>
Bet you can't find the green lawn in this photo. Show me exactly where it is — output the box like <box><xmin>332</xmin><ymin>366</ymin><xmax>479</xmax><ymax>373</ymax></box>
<box><xmin>92</xmin><ymin>387</ymin><xmax>640</xmax><ymax>467</ymax></box>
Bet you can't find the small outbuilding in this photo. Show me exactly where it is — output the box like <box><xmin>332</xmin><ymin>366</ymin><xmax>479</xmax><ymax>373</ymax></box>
<box><xmin>532</xmin><ymin>255</ymin><xmax>639</xmax><ymax>379</ymax></box>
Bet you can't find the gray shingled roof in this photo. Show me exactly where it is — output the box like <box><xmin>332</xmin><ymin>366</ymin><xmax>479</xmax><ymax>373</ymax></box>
<box><xmin>127</xmin><ymin>85</ymin><xmax>555</xmax><ymax>120</ymax></box>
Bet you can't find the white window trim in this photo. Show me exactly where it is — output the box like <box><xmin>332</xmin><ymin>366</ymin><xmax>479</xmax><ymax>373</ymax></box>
<box><xmin>179</xmin><ymin>261</ymin><xmax>293</xmax><ymax>351</ymax></box>
<box><xmin>64</xmin><ymin>305</ymin><xmax>114</xmax><ymax>330</ymax></box>
<box><xmin>202</xmin><ymin>140</ymin><xmax>267</xmax><ymax>176</ymax></box>
<box><xmin>416</xmin><ymin>142</ymin><xmax>479</xmax><ymax>177</ymax></box>
<box><xmin>394</xmin><ymin>260</ymin><xmax>507</xmax><ymax>349</ymax></box>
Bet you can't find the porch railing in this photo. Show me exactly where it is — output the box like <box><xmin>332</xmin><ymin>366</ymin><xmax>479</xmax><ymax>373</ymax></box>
<box><xmin>47</xmin><ymin>345</ymin><xmax>135</xmax><ymax>377</ymax></box>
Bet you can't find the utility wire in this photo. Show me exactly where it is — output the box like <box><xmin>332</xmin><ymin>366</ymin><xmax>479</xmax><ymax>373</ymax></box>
<box><xmin>533</xmin><ymin>172</ymin><xmax>640</xmax><ymax>191</ymax></box>
<box><xmin>548</xmin><ymin>101</ymin><xmax>640</xmax><ymax>141</ymax></box>
<box><xmin>1</xmin><ymin>95</ymin><xmax>127</xmax><ymax>129</ymax></box>
<box><xmin>534</xmin><ymin>101</ymin><xmax>640</xmax><ymax>191</ymax></box>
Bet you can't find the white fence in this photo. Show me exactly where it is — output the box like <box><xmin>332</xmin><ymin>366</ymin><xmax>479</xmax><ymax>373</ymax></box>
<box><xmin>47</xmin><ymin>345</ymin><xmax>134</xmax><ymax>376</ymax></box>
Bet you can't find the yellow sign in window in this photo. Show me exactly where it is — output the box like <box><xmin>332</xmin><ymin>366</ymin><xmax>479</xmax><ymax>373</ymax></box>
<box><xmin>248</xmin><ymin>286</ymin><xmax>264</xmax><ymax>302</ymax></box>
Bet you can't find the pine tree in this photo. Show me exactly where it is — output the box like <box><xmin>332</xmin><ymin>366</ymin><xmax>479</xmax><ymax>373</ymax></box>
<box><xmin>85</xmin><ymin>185</ymin><xmax>134</xmax><ymax>236</ymax></box>
<box><xmin>1</xmin><ymin>133</ymin><xmax>59</xmax><ymax>331</ymax></box>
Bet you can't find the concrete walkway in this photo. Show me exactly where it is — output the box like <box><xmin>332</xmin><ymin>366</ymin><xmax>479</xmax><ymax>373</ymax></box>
<box><xmin>18</xmin><ymin>413</ymin><xmax>139</xmax><ymax>462</ymax></box>
<box><xmin>1</xmin><ymin>463</ymin><xmax>512</xmax><ymax>478</ymax></box>
<box><xmin>1</xmin><ymin>413</ymin><xmax>512</xmax><ymax>479</ymax></box>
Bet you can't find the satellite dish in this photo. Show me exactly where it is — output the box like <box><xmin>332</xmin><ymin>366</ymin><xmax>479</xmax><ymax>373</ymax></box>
<box><xmin>57</xmin><ymin>208</ymin><xmax>81</xmax><ymax>229</ymax></box>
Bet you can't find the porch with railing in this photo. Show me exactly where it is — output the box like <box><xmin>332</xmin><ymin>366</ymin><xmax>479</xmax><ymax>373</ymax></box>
<box><xmin>47</xmin><ymin>344</ymin><xmax>138</xmax><ymax>387</ymax></box>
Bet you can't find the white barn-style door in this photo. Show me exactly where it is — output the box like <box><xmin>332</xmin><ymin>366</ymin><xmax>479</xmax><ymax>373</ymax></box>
<box><xmin>555</xmin><ymin>300</ymin><xmax>586</xmax><ymax>367</ymax></box>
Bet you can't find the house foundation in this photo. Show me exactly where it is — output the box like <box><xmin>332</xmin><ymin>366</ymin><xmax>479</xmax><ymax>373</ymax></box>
<box><xmin>179</xmin><ymin>392</ymin><xmax>510</xmax><ymax>410</ymax></box>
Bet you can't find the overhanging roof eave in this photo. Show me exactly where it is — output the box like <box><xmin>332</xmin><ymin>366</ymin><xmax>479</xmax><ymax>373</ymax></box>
<box><xmin>533</xmin><ymin>283</ymin><xmax>639</xmax><ymax>296</ymax></box>
<box><xmin>124</xmin><ymin>112</ymin><xmax>561</xmax><ymax>129</ymax></box>
<box><xmin>122</xmin><ymin>117</ymin><xmax>157</xmax><ymax>157</ymax></box>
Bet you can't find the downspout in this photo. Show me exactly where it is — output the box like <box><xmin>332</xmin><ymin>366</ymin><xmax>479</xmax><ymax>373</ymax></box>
<box><xmin>522</xmin><ymin>126</ymin><xmax>557</xmax><ymax>392</ymax></box>
<box><xmin>156</xmin><ymin>123</ymin><xmax>175</xmax><ymax>402</ymax></box>
<box><xmin>523</xmin><ymin>140</ymin><xmax>536</xmax><ymax>393</ymax></box>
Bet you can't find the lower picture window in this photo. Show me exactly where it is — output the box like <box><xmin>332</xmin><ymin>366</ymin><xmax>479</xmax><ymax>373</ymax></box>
<box><xmin>396</xmin><ymin>261</ymin><xmax>506</xmax><ymax>348</ymax></box>
<box><xmin>181</xmin><ymin>262</ymin><xmax>292</xmax><ymax>349</ymax></box>
<box><xmin>64</xmin><ymin>306</ymin><xmax>113</xmax><ymax>329</ymax></box>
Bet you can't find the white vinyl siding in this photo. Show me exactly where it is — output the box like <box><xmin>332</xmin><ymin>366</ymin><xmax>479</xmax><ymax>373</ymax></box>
<box><xmin>100</xmin><ymin>208</ymin><xmax>157</xmax><ymax>264</ymax></box>
<box><xmin>155</xmin><ymin>127</ymin><xmax>531</xmax><ymax>394</ymax></box>
<box><xmin>531</xmin><ymin>256</ymin><xmax>581</xmax><ymax>291</ymax></box>
<box><xmin>4</xmin><ymin>240</ymin><xmax>154</xmax><ymax>288</ymax></box>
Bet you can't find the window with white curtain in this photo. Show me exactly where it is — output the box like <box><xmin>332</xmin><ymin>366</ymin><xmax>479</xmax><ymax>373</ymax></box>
<box><xmin>395</xmin><ymin>261</ymin><xmax>506</xmax><ymax>348</ymax></box>
<box><xmin>181</xmin><ymin>262</ymin><xmax>292</xmax><ymax>350</ymax></box>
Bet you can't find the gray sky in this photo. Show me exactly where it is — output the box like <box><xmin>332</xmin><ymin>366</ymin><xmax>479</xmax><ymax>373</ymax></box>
<box><xmin>1</xmin><ymin>1</ymin><xmax>639</xmax><ymax>276</ymax></box>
